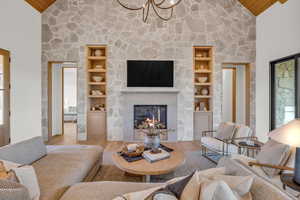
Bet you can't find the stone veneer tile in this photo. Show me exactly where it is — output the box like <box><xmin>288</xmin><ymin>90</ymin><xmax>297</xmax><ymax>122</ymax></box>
<box><xmin>41</xmin><ymin>0</ymin><xmax>256</xmax><ymax>141</ymax></box>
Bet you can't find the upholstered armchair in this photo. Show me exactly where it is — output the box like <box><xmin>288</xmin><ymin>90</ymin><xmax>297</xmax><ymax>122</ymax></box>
<box><xmin>201</xmin><ymin>122</ymin><xmax>253</xmax><ymax>163</ymax></box>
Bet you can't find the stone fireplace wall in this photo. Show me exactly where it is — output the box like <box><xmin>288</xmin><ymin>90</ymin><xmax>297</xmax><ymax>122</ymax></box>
<box><xmin>41</xmin><ymin>0</ymin><xmax>256</xmax><ymax>141</ymax></box>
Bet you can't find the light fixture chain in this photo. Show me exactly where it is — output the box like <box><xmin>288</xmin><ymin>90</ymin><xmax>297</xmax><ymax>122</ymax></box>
<box><xmin>116</xmin><ymin>0</ymin><xmax>182</xmax><ymax>22</ymax></box>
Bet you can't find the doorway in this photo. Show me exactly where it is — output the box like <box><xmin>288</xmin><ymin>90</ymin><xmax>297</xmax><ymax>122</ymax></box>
<box><xmin>48</xmin><ymin>62</ymin><xmax>78</xmax><ymax>142</ymax></box>
<box><xmin>222</xmin><ymin>63</ymin><xmax>251</xmax><ymax>125</ymax></box>
<box><xmin>0</xmin><ymin>49</ymin><xmax>10</xmax><ymax>146</ymax></box>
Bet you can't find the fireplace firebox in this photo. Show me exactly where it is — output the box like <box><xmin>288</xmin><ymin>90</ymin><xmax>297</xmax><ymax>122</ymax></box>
<box><xmin>134</xmin><ymin>105</ymin><xmax>167</xmax><ymax>129</ymax></box>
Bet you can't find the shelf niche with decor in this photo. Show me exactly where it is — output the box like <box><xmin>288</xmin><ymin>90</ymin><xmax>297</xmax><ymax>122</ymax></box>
<box><xmin>86</xmin><ymin>45</ymin><xmax>107</xmax><ymax>140</ymax></box>
<box><xmin>193</xmin><ymin>46</ymin><xmax>213</xmax><ymax>140</ymax></box>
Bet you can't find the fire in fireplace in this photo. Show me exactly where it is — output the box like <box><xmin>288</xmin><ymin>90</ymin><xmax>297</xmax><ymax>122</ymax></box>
<box><xmin>134</xmin><ymin>105</ymin><xmax>167</xmax><ymax>129</ymax></box>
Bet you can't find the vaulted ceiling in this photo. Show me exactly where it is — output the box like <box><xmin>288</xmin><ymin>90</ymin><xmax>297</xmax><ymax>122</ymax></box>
<box><xmin>25</xmin><ymin>0</ymin><xmax>56</xmax><ymax>13</ymax></box>
<box><xmin>238</xmin><ymin>0</ymin><xmax>288</xmax><ymax>16</ymax></box>
<box><xmin>25</xmin><ymin>0</ymin><xmax>287</xmax><ymax>16</ymax></box>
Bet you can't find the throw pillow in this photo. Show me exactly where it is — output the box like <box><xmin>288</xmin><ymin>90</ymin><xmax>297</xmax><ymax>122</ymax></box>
<box><xmin>0</xmin><ymin>160</ymin><xmax>40</xmax><ymax>200</ymax></box>
<box><xmin>0</xmin><ymin>160</ymin><xmax>21</xmax><ymax>170</ymax></box>
<box><xmin>216</xmin><ymin>122</ymin><xmax>237</xmax><ymax>140</ymax></box>
<box><xmin>12</xmin><ymin>165</ymin><xmax>40</xmax><ymax>200</ymax></box>
<box><xmin>114</xmin><ymin>172</ymin><xmax>200</xmax><ymax>200</ymax></box>
<box><xmin>113</xmin><ymin>186</ymin><xmax>163</xmax><ymax>200</ymax></box>
<box><xmin>0</xmin><ymin>179</ymin><xmax>31</xmax><ymax>200</ymax></box>
<box><xmin>151</xmin><ymin>189</ymin><xmax>178</xmax><ymax>200</ymax></box>
<box><xmin>255</xmin><ymin>139</ymin><xmax>291</xmax><ymax>177</ymax></box>
<box><xmin>0</xmin><ymin>161</ymin><xmax>19</xmax><ymax>182</ymax></box>
<box><xmin>147</xmin><ymin>172</ymin><xmax>198</xmax><ymax>200</ymax></box>
<box><xmin>199</xmin><ymin>180</ymin><xmax>238</xmax><ymax>200</ymax></box>
<box><xmin>210</xmin><ymin>175</ymin><xmax>254</xmax><ymax>196</ymax></box>
<box><xmin>179</xmin><ymin>172</ymin><xmax>202</xmax><ymax>200</ymax></box>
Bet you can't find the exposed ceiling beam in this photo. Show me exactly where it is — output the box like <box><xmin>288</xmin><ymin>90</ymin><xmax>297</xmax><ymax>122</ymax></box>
<box><xmin>238</xmin><ymin>0</ymin><xmax>288</xmax><ymax>16</ymax></box>
<box><xmin>25</xmin><ymin>0</ymin><xmax>56</xmax><ymax>13</ymax></box>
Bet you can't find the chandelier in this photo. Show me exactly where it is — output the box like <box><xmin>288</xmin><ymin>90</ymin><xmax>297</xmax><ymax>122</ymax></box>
<box><xmin>116</xmin><ymin>0</ymin><xmax>183</xmax><ymax>22</ymax></box>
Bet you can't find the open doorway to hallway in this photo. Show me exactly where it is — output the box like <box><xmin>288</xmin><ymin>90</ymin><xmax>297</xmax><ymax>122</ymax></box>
<box><xmin>48</xmin><ymin>62</ymin><xmax>78</xmax><ymax>143</ymax></box>
<box><xmin>0</xmin><ymin>49</ymin><xmax>10</xmax><ymax>146</ymax></box>
<box><xmin>222</xmin><ymin>63</ymin><xmax>251</xmax><ymax>126</ymax></box>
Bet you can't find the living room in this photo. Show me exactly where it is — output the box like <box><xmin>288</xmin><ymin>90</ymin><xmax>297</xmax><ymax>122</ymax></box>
<box><xmin>0</xmin><ymin>0</ymin><xmax>300</xmax><ymax>199</ymax></box>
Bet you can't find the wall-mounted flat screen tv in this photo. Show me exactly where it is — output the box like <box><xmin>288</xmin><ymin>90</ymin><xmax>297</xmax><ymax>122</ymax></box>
<box><xmin>127</xmin><ymin>60</ymin><xmax>174</xmax><ymax>87</ymax></box>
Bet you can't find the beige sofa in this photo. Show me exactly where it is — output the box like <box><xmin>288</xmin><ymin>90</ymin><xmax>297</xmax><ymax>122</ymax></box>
<box><xmin>57</xmin><ymin>157</ymin><xmax>296</xmax><ymax>200</ymax></box>
<box><xmin>0</xmin><ymin>137</ymin><xmax>103</xmax><ymax>200</ymax></box>
<box><xmin>0</xmin><ymin>137</ymin><xmax>296</xmax><ymax>200</ymax></box>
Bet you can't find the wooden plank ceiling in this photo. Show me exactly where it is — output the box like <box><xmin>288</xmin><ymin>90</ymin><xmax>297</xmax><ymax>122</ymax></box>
<box><xmin>24</xmin><ymin>0</ymin><xmax>287</xmax><ymax>16</ymax></box>
<box><xmin>238</xmin><ymin>0</ymin><xmax>288</xmax><ymax>16</ymax></box>
<box><xmin>25</xmin><ymin>0</ymin><xmax>56</xmax><ymax>13</ymax></box>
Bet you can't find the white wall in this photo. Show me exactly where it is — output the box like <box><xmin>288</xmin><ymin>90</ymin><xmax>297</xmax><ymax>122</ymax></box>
<box><xmin>222</xmin><ymin>69</ymin><xmax>233</xmax><ymax>122</ymax></box>
<box><xmin>63</xmin><ymin>68</ymin><xmax>77</xmax><ymax>110</ymax></box>
<box><xmin>0</xmin><ymin>0</ymin><xmax>41</xmax><ymax>143</ymax></box>
<box><xmin>256</xmin><ymin>0</ymin><xmax>300</xmax><ymax>142</ymax></box>
<box><xmin>51</xmin><ymin>64</ymin><xmax>62</xmax><ymax>135</ymax></box>
<box><xmin>236</xmin><ymin>66</ymin><xmax>246</xmax><ymax>124</ymax></box>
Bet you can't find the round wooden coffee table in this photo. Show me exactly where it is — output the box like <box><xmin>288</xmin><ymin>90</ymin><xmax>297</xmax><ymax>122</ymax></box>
<box><xmin>112</xmin><ymin>150</ymin><xmax>185</xmax><ymax>182</ymax></box>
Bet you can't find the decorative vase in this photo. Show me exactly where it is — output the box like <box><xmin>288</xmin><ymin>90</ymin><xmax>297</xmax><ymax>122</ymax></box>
<box><xmin>144</xmin><ymin>135</ymin><xmax>160</xmax><ymax>152</ymax></box>
<box><xmin>199</xmin><ymin>102</ymin><xmax>207</xmax><ymax>111</ymax></box>
<box><xmin>201</xmin><ymin>88</ymin><xmax>209</xmax><ymax>95</ymax></box>
<box><xmin>94</xmin><ymin>49</ymin><xmax>103</xmax><ymax>56</ymax></box>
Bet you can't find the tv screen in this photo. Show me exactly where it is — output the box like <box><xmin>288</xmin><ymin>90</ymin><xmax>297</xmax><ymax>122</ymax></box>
<box><xmin>127</xmin><ymin>60</ymin><xmax>174</xmax><ymax>87</ymax></box>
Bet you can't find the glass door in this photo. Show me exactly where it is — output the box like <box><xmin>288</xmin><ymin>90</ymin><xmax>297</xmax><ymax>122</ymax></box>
<box><xmin>0</xmin><ymin>49</ymin><xmax>10</xmax><ymax>146</ymax></box>
<box><xmin>270</xmin><ymin>54</ymin><xmax>300</xmax><ymax>130</ymax></box>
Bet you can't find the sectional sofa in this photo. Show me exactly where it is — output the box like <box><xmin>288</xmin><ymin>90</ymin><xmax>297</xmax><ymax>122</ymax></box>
<box><xmin>0</xmin><ymin>137</ymin><xmax>103</xmax><ymax>200</ymax></box>
<box><xmin>0</xmin><ymin>137</ymin><xmax>296</xmax><ymax>200</ymax></box>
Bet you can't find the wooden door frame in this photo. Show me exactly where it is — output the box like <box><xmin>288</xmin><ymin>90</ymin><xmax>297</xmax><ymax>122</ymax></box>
<box><xmin>222</xmin><ymin>63</ymin><xmax>252</xmax><ymax>126</ymax></box>
<box><xmin>0</xmin><ymin>49</ymin><xmax>10</xmax><ymax>145</ymax></box>
<box><xmin>48</xmin><ymin>62</ymin><xmax>78</xmax><ymax>141</ymax></box>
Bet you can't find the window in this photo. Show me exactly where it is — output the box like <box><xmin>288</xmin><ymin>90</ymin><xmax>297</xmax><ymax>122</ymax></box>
<box><xmin>270</xmin><ymin>53</ymin><xmax>300</xmax><ymax>130</ymax></box>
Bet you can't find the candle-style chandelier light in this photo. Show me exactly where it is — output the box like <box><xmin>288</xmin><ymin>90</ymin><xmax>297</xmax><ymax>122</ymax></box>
<box><xmin>116</xmin><ymin>0</ymin><xmax>183</xmax><ymax>22</ymax></box>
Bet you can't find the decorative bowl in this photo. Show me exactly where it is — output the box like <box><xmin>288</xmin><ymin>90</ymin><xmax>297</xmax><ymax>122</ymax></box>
<box><xmin>91</xmin><ymin>90</ymin><xmax>103</xmax><ymax>95</ymax></box>
<box><xmin>92</xmin><ymin>76</ymin><xmax>103</xmax><ymax>82</ymax></box>
<box><xmin>95</xmin><ymin>64</ymin><xmax>104</xmax><ymax>69</ymax></box>
<box><xmin>122</xmin><ymin>145</ymin><xmax>145</xmax><ymax>157</ymax></box>
<box><xmin>197</xmin><ymin>77</ymin><xmax>208</xmax><ymax>83</ymax></box>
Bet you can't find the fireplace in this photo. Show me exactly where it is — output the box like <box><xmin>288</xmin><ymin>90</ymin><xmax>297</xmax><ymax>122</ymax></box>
<box><xmin>134</xmin><ymin>105</ymin><xmax>167</xmax><ymax>129</ymax></box>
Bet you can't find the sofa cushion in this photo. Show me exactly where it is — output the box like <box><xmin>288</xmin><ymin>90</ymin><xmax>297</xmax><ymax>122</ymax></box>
<box><xmin>60</xmin><ymin>181</ymin><xmax>163</xmax><ymax>200</ymax></box>
<box><xmin>0</xmin><ymin>137</ymin><xmax>47</xmax><ymax>165</ymax></box>
<box><xmin>32</xmin><ymin>145</ymin><xmax>103</xmax><ymax>200</ymax></box>
<box><xmin>201</xmin><ymin>137</ymin><xmax>238</xmax><ymax>154</ymax></box>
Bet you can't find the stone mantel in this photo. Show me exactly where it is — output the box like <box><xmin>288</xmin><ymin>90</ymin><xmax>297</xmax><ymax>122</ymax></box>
<box><xmin>120</xmin><ymin>88</ymin><xmax>180</xmax><ymax>94</ymax></box>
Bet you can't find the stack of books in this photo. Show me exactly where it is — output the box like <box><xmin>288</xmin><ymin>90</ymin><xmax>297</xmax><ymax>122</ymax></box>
<box><xmin>142</xmin><ymin>148</ymin><xmax>170</xmax><ymax>163</ymax></box>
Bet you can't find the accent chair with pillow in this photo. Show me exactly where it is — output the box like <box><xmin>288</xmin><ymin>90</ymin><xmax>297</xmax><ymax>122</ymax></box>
<box><xmin>200</xmin><ymin>123</ymin><xmax>253</xmax><ymax>163</ymax></box>
<box><xmin>231</xmin><ymin>139</ymin><xmax>293</xmax><ymax>188</ymax></box>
